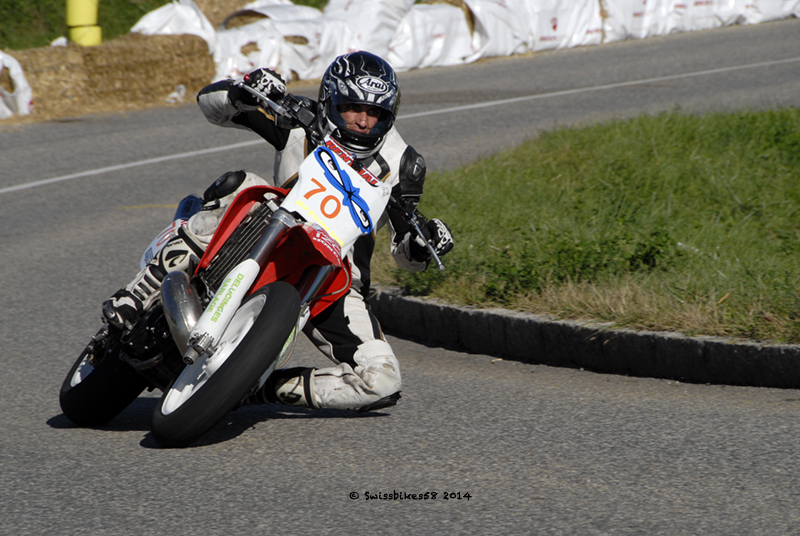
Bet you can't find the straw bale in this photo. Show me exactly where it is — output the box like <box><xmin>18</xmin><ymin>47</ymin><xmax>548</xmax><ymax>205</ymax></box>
<box><xmin>0</xmin><ymin>0</ymin><xmax>285</xmax><ymax>125</ymax></box>
<box><xmin>221</xmin><ymin>11</ymin><xmax>268</xmax><ymax>30</ymax></box>
<box><xmin>0</xmin><ymin>65</ymin><xmax>11</xmax><ymax>94</ymax></box>
<box><xmin>3</xmin><ymin>45</ymin><xmax>89</xmax><ymax>118</ymax></box>
<box><xmin>81</xmin><ymin>33</ymin><xmax>214</xmax><ymax>105</ymax></box>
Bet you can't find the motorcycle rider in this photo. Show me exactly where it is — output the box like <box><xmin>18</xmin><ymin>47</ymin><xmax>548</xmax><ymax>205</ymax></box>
<box><xmin>102</xmin><ymin>51</ymin><xmax>453</xmax><ymax>412</ymax></box>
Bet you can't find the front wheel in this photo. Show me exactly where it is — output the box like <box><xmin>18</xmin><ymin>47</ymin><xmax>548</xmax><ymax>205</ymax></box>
<box><xmin>59</xmin><ymin>327</ymin><xmax>149</xmax><ymax>426</ymax></box>
<box><xmin>151</xmin><ymin>281</ymin><xmax>301</xmax><ymax>448</ymax></box>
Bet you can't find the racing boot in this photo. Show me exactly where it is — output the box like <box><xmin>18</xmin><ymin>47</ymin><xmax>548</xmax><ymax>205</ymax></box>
<box><xmin>102</xmin><ymin>267</ymin><xmax>164</xmax><ymax>331</ymax></box>
<box><xmin>102</xmin><ymin>230</ymin><xmax>204</xmax><ymax>330</ymax></box>
<box><xmin>244</xmin><ymin>367</ymin><xmax>320</xmax><ymax>409</ymax></box>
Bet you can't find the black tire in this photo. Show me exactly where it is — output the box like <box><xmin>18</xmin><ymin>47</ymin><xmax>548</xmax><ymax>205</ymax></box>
<box><xmin>59</xmin><ymin>328</ymin><xmax>149</xmax><ymax>427</ymax></box>
<box><xmin>151</xmin><ymin>281</ymin><xmax>301</xmax><ymax>448</ymax></box>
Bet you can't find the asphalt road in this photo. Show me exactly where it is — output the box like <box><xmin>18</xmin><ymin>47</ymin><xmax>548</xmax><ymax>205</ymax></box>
<box><xmin>1</xmin><ymin>19</ymin><xmax>800</xmax><ymax>535</ymax></box>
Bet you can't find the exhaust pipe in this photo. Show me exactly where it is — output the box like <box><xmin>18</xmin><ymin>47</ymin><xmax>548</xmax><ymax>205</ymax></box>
<box><xmin>161</xmin><ymin>271</ymin><xmax>203</xmax><ymax>355</ymax></box>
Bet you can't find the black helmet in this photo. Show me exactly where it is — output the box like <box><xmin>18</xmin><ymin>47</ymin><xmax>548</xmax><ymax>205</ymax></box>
<box><xmin>318</xmin><ymin>51</ymin><xmax>400</xmax><ymax>160</ymax></box>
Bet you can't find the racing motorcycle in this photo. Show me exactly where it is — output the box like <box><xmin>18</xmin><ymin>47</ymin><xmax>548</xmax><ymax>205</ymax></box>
<box><xmin>59</xmin><ymin>90</ymin><xmax>444</xmax><ymax>448</ymax></box>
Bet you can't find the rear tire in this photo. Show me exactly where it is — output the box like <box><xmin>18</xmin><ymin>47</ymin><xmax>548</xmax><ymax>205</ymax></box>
<box><xmin>151</xmin><ymin>281</ymin><xmax>301</xmax><ymax>448</ymax></box>
<box><xmin>59</xmin><ymin>327</ymin><xmax>148</xmax><ymax>427</ymax></box>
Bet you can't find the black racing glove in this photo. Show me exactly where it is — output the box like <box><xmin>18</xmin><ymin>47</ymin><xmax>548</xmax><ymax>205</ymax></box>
<box><xmin>228</xmin><ymin>68</ymin><xmax>287</xmax><ymax>112</ymax></box>
<box><xmin>409</xmin><ymin>216</ymin><xmax>454</xmax><ymax>263</ymax></box>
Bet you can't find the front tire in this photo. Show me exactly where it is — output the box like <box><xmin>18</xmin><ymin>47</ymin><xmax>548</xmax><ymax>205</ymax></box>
<box><xmin>59</xmin><ymin>327</ymin><xmax>149</xmax><ymax>426</ymax></box>
<box><xmin>151</xmin><ymin>281</ymin><xmax>301</xmax><ymax>448</ymax></box>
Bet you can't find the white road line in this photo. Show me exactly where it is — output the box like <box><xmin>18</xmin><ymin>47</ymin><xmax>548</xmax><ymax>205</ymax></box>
<box><xmin>4</xmin><ymin>56</ymin><xmax>798</xmax><ymax>196</ymax></box>
<box><xmin>398</xmin><ymin>56</ymin><xmax>800</xmax><ymax>120</ymax></box>
<box><xmin>0</xmin><ymin>140</ymin><xmax>263</xmax><ymax>195</ymax></box>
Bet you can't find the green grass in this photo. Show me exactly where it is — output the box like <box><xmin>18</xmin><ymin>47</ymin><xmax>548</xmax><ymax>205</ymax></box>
<box><xmin>374</xmin><ymin>107</ymin><xmax>800</xmax><ymax>344</ymax></box>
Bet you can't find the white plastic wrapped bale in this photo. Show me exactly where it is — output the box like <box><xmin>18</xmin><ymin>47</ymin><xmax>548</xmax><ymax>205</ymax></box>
<box><xmin>529</xmin><ymin>0</ymin><xmax>608</xmax><ymax>51</ymax></box>
<box><xmin>388</xmin><ymin>3</ymin><xmax>475</xmax><ymax>71</ymax></box>
<box><xmin>213</xmin><ymin>18</ymin><xmax>284</xmax><ymax>80</ymax></box>
<box><xmin>0</xmin><ymin>51</ymin><xmax>33</xmax><ymax>119</ymax></box>
<box><xmin>273</xmin><ymin>18</ymin><xmax>358</xmax><ymax>79</ymax></box>
<box><xmin>666</xmin><ymin>0</ymin><xmax>748</xmax><ymax>32</ymax></box>
<box><xmin>213</xmin><ymin>15</ymin><xmax>356</xmax><ymax>81</ymax></box>
<box><xmin>230</xmin><ymin>0</ymin><xmax>323</xmax><ymax>23</ymax></box>
<box><xmin>214</xmin><ymin>0</ymin><xmax>322</xmax><ymax>81</ymax></box>
<box><xmin>323</xmin><ymin>0</ymin><xmax>415</xmax><ymax>58</ymax></box>
<box><xmin>601</xmin><ymin>0</ymin><xmax>664</xmax><ymax>40</ymax></box>
<box><xmin>130</xmin><ymin>0</ymin><xmax>217</xmax><ymax>52</ymax></box>
<box><xmin>463</xmin><ymin>0</ymin><xmax>535</xmax><ymax>60</ymax></box>
<box><xmin>603</xmin><ymin>0</ymin><xmax>751</xmax><ymax>39</ymax></box>
<box><xmin>236</xmin><ymin>0</ymin><xmax>353</xmax><ymax>80</ymax></box>
<box><xmin>742</xmin><ymin>0</ymin><xmax>800</xmax><ymax>24</ymax></box>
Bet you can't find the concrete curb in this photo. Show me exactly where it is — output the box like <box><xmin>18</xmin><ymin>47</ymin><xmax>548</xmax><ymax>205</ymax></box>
<box><xmin>367</xmin><ymin>287</ymin><xmax>800</xmax><ymax>390</ymax></box>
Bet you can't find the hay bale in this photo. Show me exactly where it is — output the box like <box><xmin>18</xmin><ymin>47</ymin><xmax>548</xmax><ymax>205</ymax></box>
<box><xmin>5</xmin><ymin>45</ymin><xmax>89</xmax><ymax>118</ymax></box>
<box><xmin>81</xmin><ymin>33</ymin><xmax>214</xmax><ymax>106</ymax></box>
<box><xmin>0</xmin><ymin>65</ymin><xmax>12</xmax><ymax>94</ymax></box>
<box><xmin>0</xmin><ymin>0</ymin><xmax>259</xmax><ymax>124</ymax></box>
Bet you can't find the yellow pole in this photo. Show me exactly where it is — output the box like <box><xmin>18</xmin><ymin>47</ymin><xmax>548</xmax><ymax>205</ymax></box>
<box><xmin>66</xmin><ymin>0</ymin><xmax>102</xmax><ymax>46</ymax></box>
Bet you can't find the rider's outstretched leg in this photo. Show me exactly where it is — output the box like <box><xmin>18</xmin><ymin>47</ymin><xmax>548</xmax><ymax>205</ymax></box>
<box><xmin>102</xmin><ymin>170</ymin><xmax>269</xmax><ymax>330</ymax></box>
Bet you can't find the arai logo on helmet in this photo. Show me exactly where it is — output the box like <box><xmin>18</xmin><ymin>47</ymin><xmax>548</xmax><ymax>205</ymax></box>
<box><xmin>355</xmin><ymin>76</ymin><xmax>390</xmax><ymax>95</ymax></box>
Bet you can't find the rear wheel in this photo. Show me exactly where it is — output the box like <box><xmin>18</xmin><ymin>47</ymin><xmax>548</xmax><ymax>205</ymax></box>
<box><xmin>151</xmin><ymin>281</ymin><xmax>301</xmax><ymax>448</ymax></box>
<box><xmin>59</xmin><ymin>327</ymin><xmax>148</xmax><ymax>426</ymax></box>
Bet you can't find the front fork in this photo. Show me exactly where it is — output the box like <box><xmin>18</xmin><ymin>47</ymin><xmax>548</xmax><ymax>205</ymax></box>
<box><xmin>181</xmin><ymin>206</ymin><xmax>296</xmax><ymax>365</ymax></box>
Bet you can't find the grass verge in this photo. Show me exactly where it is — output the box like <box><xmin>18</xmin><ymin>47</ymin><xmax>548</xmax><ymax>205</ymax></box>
<box><xmin>373</xmin><ymin>107</ymin><xmax>800</xmax><ymax>344</ymax></box>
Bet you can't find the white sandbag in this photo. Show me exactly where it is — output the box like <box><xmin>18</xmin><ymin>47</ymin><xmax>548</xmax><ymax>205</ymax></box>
<box><xmin>131</xmin><ymin>0</ymin><xmax>217</xmax><ymax>52</ymax></box>
<box><xmin>323</xmin><ymin>0</ymin><xmax>415</xmax><ymax>57</ymax></box>
<box><xmin>0</xmin><ymin>51</ymin><xmax>33</xmax><ymax>119</ymax></box>
<box><xmin>388</xmin><ymin>3</ymin><xmax>475</xmax><ymax>71</ymax></box>
<box><xmin>528</xmin><ymin>0</ymin><xmax>607</xmax><ymax>51</ymax></box>
<box><xmin>463</xmin><ymin>0</ymin><xmax>535</xmax><ymax>60</ymax></box>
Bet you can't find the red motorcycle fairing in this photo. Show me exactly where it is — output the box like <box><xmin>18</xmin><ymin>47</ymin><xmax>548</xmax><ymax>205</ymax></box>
<box><xmin>196</xmin><ymin>185</ymin><xmax>353</xmax><ymax>319</ymax></box>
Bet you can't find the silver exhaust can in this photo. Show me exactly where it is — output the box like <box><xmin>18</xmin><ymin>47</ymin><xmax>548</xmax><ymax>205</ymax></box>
<box><xmin>161</xmin><ymin>271</ymin><xmax>203</xmax><ymax>355</ymax></box>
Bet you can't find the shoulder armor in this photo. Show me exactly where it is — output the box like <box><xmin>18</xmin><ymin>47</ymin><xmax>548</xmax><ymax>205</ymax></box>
<box><xmin>397</xmin><ymin>145</ymin><xmax>426</xmax><ymax>200</ymax></box>
<box><xmin>203</xmin><ymin>170</ymin><xmax>247</xmax><ymax>204</ymax></box>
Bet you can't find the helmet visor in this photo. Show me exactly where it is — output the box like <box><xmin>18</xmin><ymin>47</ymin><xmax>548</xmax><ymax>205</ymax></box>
<box><xmin>328</xmin><ymin>79</ymin><xmax>396</xmax><ymax>138</ymax></box>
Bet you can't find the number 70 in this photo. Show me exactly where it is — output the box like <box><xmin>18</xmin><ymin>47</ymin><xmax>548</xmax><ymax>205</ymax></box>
<box><xmin>304</xmin><ymin>178</ymin><xmax>342</xmax><ymax>218</ymax></box>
